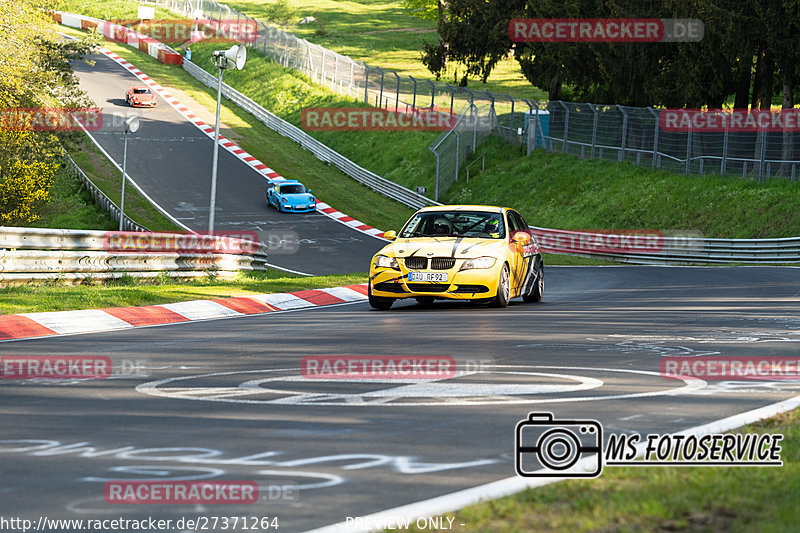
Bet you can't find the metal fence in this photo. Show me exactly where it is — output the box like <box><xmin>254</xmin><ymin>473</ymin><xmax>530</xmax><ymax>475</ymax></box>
<box><xmin>63</xmin><ymin>153</ymin><xmax>147</xmax><ymax>232</ymax></box>
<box><xmin>531</xmin><ymin>102</ymin><xmax>800</xmax><ymax>181</ymax></box>
<box><xmin>428</xmin><ymin>104</ymin><xmax>495</xmax><ymax>201</ymax></box>
<box><xmin>182</xmin><ymin>59</ymin><xmax>434</xmax><ymax>209</ymax></box>
<box><xmin>155</xmin><ymin>0</ymin><xmax>544</xmax><ymax>198</ymax></box>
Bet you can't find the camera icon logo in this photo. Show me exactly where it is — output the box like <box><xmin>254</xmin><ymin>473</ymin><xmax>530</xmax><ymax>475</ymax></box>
<box><xmin>515</xmin><ymin>412</ymin><xmax>603</xmax><ymax>478</ymax></box>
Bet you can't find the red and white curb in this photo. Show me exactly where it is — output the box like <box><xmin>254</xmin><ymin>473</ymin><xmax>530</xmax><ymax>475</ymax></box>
<box><xmin>99</xmin><ymin>48</ymin><xmax>386</xmax><ymax>240</ymax></box>
<box><xmin>0</xmin><ymin>285</ymin><xmax>367</xmax><ymax>341</ymax></box>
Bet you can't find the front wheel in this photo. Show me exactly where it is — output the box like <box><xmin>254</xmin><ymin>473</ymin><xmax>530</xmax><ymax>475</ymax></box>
<box><xmin>490</xmin><ymin>264</ymin><xmax>510</xmax><ymax>308</ymax></box>
<box><xmin>523</xmin><ymin>267</ymin><xmax>544</xmax><ymax>303</ymax></box>
<box><xmin>368</xmin><ymin>283</ymin><xmax>394</xmax><ymax>310</ymax></box>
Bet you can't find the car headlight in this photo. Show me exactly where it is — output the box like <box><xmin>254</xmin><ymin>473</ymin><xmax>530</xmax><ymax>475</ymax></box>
<box><xmin>459</xmin><ymin>256</ymin><xmax>496</xmax><ymax>270</ymax></box>
<box><xmin>373</xmin><ymin>255</ymin><xmax>399</xmax><ymax>269</ymax></box>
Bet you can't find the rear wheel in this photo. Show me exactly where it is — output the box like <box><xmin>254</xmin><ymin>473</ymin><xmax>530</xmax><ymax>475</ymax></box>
<box><xmin>368</xmin><ymin>283</ymin><xmax>394</xmax><ymax>310</ymax></box>
<box><xmin>490</xmin><ymin>264</ymin><xmax>511</xmax><ymax>308</ymax></box>
<box><xmin>523</xmin><ymin>267</ymin><xmax>544</xmax><ymax>303</ymax></box>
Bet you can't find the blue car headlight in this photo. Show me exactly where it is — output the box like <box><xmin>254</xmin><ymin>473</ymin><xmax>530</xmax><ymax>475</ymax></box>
<box><xmin>459</xmin><ymin>257</ymin><xmax>496</xmax><ymax>271</ymax></box>
<box><xmin>374</xmin><ymin>255</ymin><xmax>399</xmax><ymax>269</ymax></box>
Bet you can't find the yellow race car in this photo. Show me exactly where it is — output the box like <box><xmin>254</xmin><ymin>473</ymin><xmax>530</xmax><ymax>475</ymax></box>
<box><xmin>368</xmin><ymin>205</ymin><xmax>544</xmax><ymax>309</ymax></box>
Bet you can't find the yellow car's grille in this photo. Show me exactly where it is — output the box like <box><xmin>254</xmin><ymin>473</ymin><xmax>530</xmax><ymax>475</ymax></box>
<box><xmin>430</xmin><ymin>257</ymin><xmax>456</xmax><ymax>270</ymax></box>
<box><xmin>404</xmin><ymin>257</ymin><xmax>428</xmax><ymax>269</ymax></box>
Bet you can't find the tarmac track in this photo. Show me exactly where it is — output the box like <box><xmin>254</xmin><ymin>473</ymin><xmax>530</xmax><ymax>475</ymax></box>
<box><xmin>1</xmin><ymin>266</ymin><xmax>799</xmax><ymax>531</ymax></box>
<box><xmin>70</xmin><ymin>50</ymin><xmax>383</xmax><ymax>275</ymax></box>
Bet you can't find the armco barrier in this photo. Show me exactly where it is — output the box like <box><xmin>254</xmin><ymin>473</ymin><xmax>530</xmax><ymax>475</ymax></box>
<box><xmin>530</xmin><ymin>227</ymin><xmax>800</xmax><ymax>265</ymax></box>
<box><xmin>181</xmin><ymin>59</ymin><xmax>437</xmax><ymax>210</ymax></box>
<box><xmin>63</xmin><ymin>153</ymin><xmax>147</xmax><ymax>232</ymax></box>
<box><xmin>0</xmin><ymin>227</ymin><xmax>269</xmax><ymax>283</ymax></box>
<box><xmin>55</xmin><ymin>10</ymin><xmax>434</xmax><ymax>211</ymax></box>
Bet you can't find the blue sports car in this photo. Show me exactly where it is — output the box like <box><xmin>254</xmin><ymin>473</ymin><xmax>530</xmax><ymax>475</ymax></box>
<box><xmin>266</xmin><ymin>180</ymin><xmax>317</xmax><ymax>213</ymax></box>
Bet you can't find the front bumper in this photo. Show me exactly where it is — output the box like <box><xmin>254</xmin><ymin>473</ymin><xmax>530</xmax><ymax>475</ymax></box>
<box><xmin>369</xmin><ymin>260</ymin><xmax>501</xmax><ymax>300</ymax></box>
<box><xmin>280</xmin><ymin>204</ymin><xmax>316</xmax><ymax>213</ymax></box>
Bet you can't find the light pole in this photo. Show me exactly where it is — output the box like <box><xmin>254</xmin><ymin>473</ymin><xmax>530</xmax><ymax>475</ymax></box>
<box><xmin>120</xmin><ymin>115</ymin><xmax>140</xmax><ymax>231</ymax></box>
<box><xmin>208</xmin><ymin>44</ymin><xmax>246</xmax><ymax>233</ymax></box>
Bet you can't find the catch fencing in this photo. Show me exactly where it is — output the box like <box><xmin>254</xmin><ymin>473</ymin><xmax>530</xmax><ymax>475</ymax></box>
<box><xmin>153</xmin><ymin>0</ymin><xmax>543</xmax><ymax>199</ymax></box>
<box><xmin>0</xmin><ymin>227</ymin><xmax>270</xmax><ymax>283</ymax></box>
<box><xmin>529</xmin><ymin>102</ymin><xmax>800</xmax><ymax>181</ymax></box>
<box><xmin>181</xmin><ymin>59</ymin><xmax>433</xmax><ymax>209</ymax></box>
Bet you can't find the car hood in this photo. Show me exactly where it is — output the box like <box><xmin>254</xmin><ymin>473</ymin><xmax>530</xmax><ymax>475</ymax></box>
<box><xmin>278</xmin><ymin>193</ymin><xmax>314</xmax><ymax>204</ymax></box>
<box><xmin>381</xmin><ymin>237</ymin><xmax>507</xmax><ymax>259</ymax></box>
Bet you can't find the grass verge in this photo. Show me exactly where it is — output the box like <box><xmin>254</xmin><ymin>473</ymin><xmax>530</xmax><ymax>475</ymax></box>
<box><xmin>59</xmin><ymin>0</ymin><xmax>547</xmax><ymax>101</ymax></box>
<box><xmin>0</xmin><ymin>271</ymin><xmax>366</xmax><ymax>314</ymax></box>
<box><xmin>450</xmin><ymin>137</ymin><xmax>800</xmax><ymax>238</ymax></box>
<box><xmin>36</xmin><ymin>158</ymin><xmax>118</xmax><ymax>230</ymax></box>
<box><xmin>414</xmin><ymin>408</ymin><xmax>800</xmax><ymax>532</ymax></box>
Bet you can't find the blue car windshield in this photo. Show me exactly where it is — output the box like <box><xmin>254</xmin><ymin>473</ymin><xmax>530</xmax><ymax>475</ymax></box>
<box><xmin>280</xmin><ymin>184</ymin><xmax>306</xmax><ymax>194</ymax></box>
<box><xmin>399</xmin><ymin>211</ymin><xmax>506</xmax><ymax>239</ymax></box>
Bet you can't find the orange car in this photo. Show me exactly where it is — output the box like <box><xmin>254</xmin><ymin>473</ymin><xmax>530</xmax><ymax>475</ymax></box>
<box><xmin>125</xmin><ymin>86</ymin><xmax>157</xmax><ymax>108</ymax></box>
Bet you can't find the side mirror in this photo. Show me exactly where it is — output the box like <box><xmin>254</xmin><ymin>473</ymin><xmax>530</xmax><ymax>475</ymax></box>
<box><xmin>307</xmin><ymin>188</ymin><xmax>312</xmax><ymax>194</ymax></box>
<box><xmin>383</xmin><ymin>230</ymin><xmax>397</xmax><ymax>241</ymax></box>
<box><xmin>513</xmin><ymin>232</ymin><xmax>531</xmax><ymax>246</ymax></box>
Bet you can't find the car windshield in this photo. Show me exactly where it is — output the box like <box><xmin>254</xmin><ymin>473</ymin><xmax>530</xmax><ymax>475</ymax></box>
<box><xmin>280</xmin><ymin>184</ymin><xmax>306</xmax><ymax>194</ymax></box>
<box><xmin>133</xmin><ymin>88</ymin><xmax>150</xmax><ymax>94</ymax></box>
<box><xmin>399</xmin><ymin>211</ymin><xmax>506</xmax><ymax>239</ymax></box>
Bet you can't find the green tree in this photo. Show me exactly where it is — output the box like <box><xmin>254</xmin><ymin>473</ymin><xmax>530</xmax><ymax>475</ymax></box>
<box><xmin>0</xmin><ymin>0</ymin><xmax>98</xmax><ymax>225</ymax></box>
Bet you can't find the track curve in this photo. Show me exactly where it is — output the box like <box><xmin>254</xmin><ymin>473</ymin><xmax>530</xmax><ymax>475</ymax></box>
<box><xmin>1</xmin><ymin>266</ymin><xmax>798</xmax><ymax>531</ymax></box>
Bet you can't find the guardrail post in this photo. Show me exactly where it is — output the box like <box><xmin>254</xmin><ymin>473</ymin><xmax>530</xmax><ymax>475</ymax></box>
<box><xmin>363</xmin><ymin>63</ymin><xmax>369</xmax><ymax>104</ymax></box>
<box><xmin>377</xmin><ymin>67</ymin><xmax>385</xmax><ymax>108</ymax></box>
<box><xmin>617</xmin><ymin>104</ymin><xmax>628</xmax><ymax>162</ymax></box>
<box><xmin>348</xmin><ymin>58</ymin><xmax>355</xmax><ymax>97</ymax></box>
<box><xmin>447</xmin><ymin>84</ymin><xmax>454</xmax><ymax>117</ymax></box>
<box><xmin>589</xmin><ymin>103</ymin><xmax>598</xmax><ymax>158</ymax></box>
<box><xmin>685</xmin><ymin>122</ymin><xmax>692</xmax><ymax>173</ymax></box>
<box><xmin>454</xmin><ymin>130</ymin><xmax>462</xmax><ymax>184</ymax></box>
<box><xmin>559</xmin><ymin>101</ymin><xmax>570</xmax><ymax>154</ymax></box>
<box><xmin>759</xmin><ymin>127</ymin><xmax>767</xmax><ymax>182</ymax></box>
<box><xmin>319</xmin><ymin>48</ymin><xmax>326</xmax><ymax>85</ymax></box>
<box><xmin>426</xmin><ymin>79</ymin><xmax>435</xmax><ymax>110</ymax></box>
<box><xmin>393</xmin><ymin>71</ymin><xmax>400</xmax><ymax>112</ymax></box>
<box><xmin>506</xmin><ymin>94</ymin><xmax>515</xmax><ymax>142</ymax></box>
<box><xmin>721</xmin><ymin>125</ymin><xmax>729</xmax><ymax>175</ymax></box>
<box><xmin>647</xmin><ymin>107</ymin><xmax>660</xmax><ymax>167</ymax></box>
<box><xmin>410</xmin><ymin>76</ymin><xmax>417</xmax><ymax>113</ymax></box>
<box><xmin>433</xmin><ymin>151</ymin><xmax>440</xmax><ymax>202</ymax></box>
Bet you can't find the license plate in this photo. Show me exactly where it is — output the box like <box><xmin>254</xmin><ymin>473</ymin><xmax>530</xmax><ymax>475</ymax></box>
<box><xmin>408</xmin><ymin>272</ymin><xmax>448</xmax><ymax>283</ymax></box>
